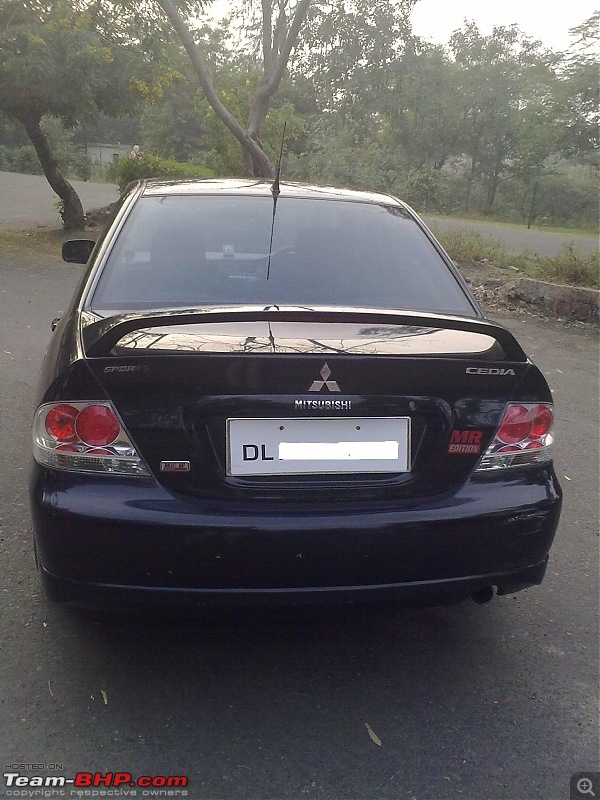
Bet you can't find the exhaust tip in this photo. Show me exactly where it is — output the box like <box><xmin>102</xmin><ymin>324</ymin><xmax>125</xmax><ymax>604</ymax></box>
<box><xmin>471</xmin><ymin>586</ymin><xmax>495</xmax><ymax>605</ymax></box>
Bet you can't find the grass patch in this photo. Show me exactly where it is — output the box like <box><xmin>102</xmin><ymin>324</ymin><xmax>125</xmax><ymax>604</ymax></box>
<box><xmin>426</xmin><ymin>213</ymin><xmax>598</xmax><ymax>238</ymax></box>
<box><xmin>0</xmin><ymin>227</ymin><xmax>92</xmax><ymax>258</ymax></box>
<box><xmin>437</xmin><ymin>229</ymin><xmax>599</xmax><ymax>289</ymax></box>
<box><xmin>0</xmin><ymin>228</ymin><xmax>66</xmax><ymax>255</ymax></box>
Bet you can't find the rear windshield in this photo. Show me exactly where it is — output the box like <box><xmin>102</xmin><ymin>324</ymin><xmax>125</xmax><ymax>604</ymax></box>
<box><xmin>90</xmin><ymin>195</ymin><xmax>475</xmax><ymax>316</ymax></box>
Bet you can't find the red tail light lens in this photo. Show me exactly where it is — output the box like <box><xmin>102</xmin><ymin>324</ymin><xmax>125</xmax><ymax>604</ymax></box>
<box><xmin>530</xmin><ymin>404</ymin><xmax>553</xmax><ymax>439</ymax></box>
<box><xmin>476</xmin><ymin>402</ymin><xmax>554</xmax><ymax>472</ymax></box>
<box><xmin>76</xmin><ymin>404</ymin><xmax>120</xmax><ymax>447</ymax></box>
<box><xmin>33</xmin><ymin>402</ymin><xmax>149</xmax><ymax>477</ymax></box>
<box><xmin>497</xmin><ymin>405</ymin><xmax>532</xmax><ymax>444</ymax></box>
<box><xmin>45</xmin><ymin>404</ymin><xmax>79</xmax><ymax>442</ymax></box>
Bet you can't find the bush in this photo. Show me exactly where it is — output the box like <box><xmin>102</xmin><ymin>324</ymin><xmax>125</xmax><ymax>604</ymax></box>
<box><xmin>114</xmin><ymin>154</ymin><xmax>215</xmax><ymax>192</ymax></box>
<box><xmin>435</xmin><ymin>230</ymin><xmax>509</xmax><ymax>267</ymax></box>
<box><xmin>71</xmin><ymin>151</ymin><xmax>92</xmax><ymax>181</ymax></box>
<box><xmin>0</xmin><ymin>143</ymin><xmax>43</xmax><ymax>174</ymax></box>
<box><xmin>529</xmin><ymin>246</ymin><xmax>599</xmax><ymax>289</ymax></box>
<box><xmin>0</xmin><ymin>116</ymin><xmax>93</xmax><ymax>180</ymax></box>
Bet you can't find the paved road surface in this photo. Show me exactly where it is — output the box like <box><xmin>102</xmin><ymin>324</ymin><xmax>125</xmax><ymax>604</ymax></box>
<box><xmin>0</xmin><ymin>246</ymin><xmax>598</xmax><ymax>800</ymax></box>
<box><xmin>0</xmin><ymin>170</ymin><xmax>597</xmax><ymax>257</ymax></box>
<box><xmin>0</xmin><ymin>170</ymin><xmax>118</xmax><ymax>229</ymax></box>
<box><xmin>423</xmin><ymin>214</ymin><xmax>598</xmax><ymax>257</ymax></box>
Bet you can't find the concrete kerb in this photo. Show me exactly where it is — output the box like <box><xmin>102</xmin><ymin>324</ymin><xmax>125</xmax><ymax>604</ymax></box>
<box><xmin>461</xmin><ymin>262</ymin><xmax>599</xmax><ymax>325</ymax></box>
<box><xmin>503</xmin><ymin>277</ymin><xmax>599</xmax><ymax>324</ymax></box>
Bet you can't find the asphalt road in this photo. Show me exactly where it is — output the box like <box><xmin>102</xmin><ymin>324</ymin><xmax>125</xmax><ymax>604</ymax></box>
<box><xmin>422</xmin><ymin>214</ymin><xmax>599</xmax><ymax>258</ymax></box>
<box><xmin>0</xmin><ymin>169</ymin><xmax>598</xmax><ymax>257</ymax></box>
<box><xmin>0</xmin><ymin>170</ymin><xmax>118</xmax><ymax>230</ymax></box>
<box><xmin>0</xmin><ymin>247</ymin><xmax>598</xmax><ymax>800</ymax></box>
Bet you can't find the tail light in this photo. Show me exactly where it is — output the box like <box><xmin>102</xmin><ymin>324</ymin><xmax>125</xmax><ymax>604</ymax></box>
<box><xmin>33</xmin><ymin>402</ymin><xmax>150</xmax><ymax>476</ymax></box>
<box><xmin>476</xmin><ymin>403</ymin><xmax>554</xmax><ymax>472</ymax></box>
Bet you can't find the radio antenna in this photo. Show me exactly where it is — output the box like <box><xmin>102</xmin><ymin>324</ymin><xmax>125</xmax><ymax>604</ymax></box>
<box><xmin>271</xmin><ymin>121</ymin><xmax>286</xmax><ymax>199</ymax></box>
<box><xmin>267</xmin><ymin>121</ymin><xmax>287</xmax><ymax>279</ymax></box>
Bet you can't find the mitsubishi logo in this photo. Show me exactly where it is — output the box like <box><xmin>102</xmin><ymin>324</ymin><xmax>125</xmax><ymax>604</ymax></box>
<box><xmin>309</xmin><ymin>363</ymin><xmax>340</xmax><ymax>393</ymax></box>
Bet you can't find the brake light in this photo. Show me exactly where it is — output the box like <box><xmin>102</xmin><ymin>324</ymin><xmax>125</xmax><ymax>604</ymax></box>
<box><xmin>45</xmin><ymin>404</ymin><xmax>79</xmax><ymax>442</ymax></box>
<box><xmin>475</xmin><ymin>402</ymin><xmax>554</xmax><ymax>472</ymax></box>
<box><xmin>530</xmin><ymin>404</ymin><xmax>553</xmax><ymax>438</ymax></box>
<box><xmin>497</xmin><ymin>405</ymin><xmax>532</xmax><ymax>444</ymax></box>
<box><xmin>33</xmin><ymin>402</ymin><xmax>150</xmax><ymax>476</ymax></box>
<box><xmin>76</xmin><ymin>404</ymin><xmax>120</xmax><ymax>447</ymax></box>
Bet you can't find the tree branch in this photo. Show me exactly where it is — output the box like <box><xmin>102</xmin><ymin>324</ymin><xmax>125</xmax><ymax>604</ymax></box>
<box><xmin>246</xmin><ymin>0</ymin><xmax>312</xmax><ymax>143</ymax></box>
<box><xmin>273</xmin><ymin>0</ymin><xmax>287</xmax><ymax>59</ymax></box>
<box><xmin>265</xmin><ymin>0</ymin><xmax>312</xmax><ymax>94</ymax></box>
<box><xmin>261</xmin><ymin>0</ymin><xmax>273</xmax><ymax>74</ymax></box>
<box><xmin>156</xmin><ymin>0</ymin><xmax>274</xmax><ymax>177</ymax></box>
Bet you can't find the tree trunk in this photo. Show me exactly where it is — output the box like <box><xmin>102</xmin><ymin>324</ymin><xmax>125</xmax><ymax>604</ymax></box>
<box><xmin>158</xmin><ymin>0</ymin><xmax>275</xmax><ymax>179</ymax></box>
<box><xmin>158</xmin><ymin>0</ymin><xmax>311</xmax><ymax>180</ymax></box>
<box><xmin>20</xmin><ymin>111</ymin><xmax>85</xmax><ymax>230</ymax></box>
<box><xmin>485</xmin><ymin>155</ymin><xmax>503</xmax><ymax>213</ymax></box>
<box><xmin>245</xmin><ymin>85</ymin><xmax>272</xmax><ymax>176</ymax></box>
<box><xmin>464</xmin><ymin>157</ymin><xmax>476</xmax><ymax>213</ymax></box>
<box><xmin>464</xmin><ymin>130</ymin><xmax>482</xmax><ymax>213</ymax></box>
<box><xmin>241</xmin><ymin>0</ymin><xmax>312</xmax><ymax>176</ymax></box>
<box><xmin>485</xmin><ymin>168</ymin><xmax>500</xmax><ymax>213</ymax></box>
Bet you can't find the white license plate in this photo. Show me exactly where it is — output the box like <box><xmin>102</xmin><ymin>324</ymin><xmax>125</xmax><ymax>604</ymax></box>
<box><xmin>227</xmin><ymin>417</ymin><xmax>410</xmax><ymax>476</ymax></box>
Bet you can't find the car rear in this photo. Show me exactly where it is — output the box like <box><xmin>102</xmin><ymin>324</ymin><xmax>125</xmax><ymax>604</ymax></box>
<box><xmin>30</xmin><ymin>182</ymin><xmax>562</xmax><ymax>607</ymax></box>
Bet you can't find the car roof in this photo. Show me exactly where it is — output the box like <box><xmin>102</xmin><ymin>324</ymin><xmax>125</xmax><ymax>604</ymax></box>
<box><xmin>141</xmin><ymin>178</ymin><xmax>403</xmax><ymax>207</ymax></box>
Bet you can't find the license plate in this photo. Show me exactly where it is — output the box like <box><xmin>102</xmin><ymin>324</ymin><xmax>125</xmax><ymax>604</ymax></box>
<box><xmin>227</xmin><ymin>417</ymin><xmax>410</xmax><ymax>476</ymax></box>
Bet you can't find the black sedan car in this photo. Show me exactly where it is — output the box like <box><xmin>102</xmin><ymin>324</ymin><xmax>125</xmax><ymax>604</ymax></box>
<box><xmin>30</xmin><ymin>179</ymin><xmax>562</xmax><ymax>608</ymax></box>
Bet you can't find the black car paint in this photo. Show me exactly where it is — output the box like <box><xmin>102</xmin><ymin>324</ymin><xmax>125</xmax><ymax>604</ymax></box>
<box><xmin>30</xmin><ymin>180</ymin><xmax>562</xmax><ymax>608</ymax></box>
<box><xmin>32</xmin><ymin>467</ymin><xmax>559</xmax><ymax>605</ymax></box>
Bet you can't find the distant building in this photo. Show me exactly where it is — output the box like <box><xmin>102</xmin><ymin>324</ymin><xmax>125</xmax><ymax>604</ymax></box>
<box><xmin>86</xmin><ymin>143</ymin><xmax>131</xmax><ymax>167</ymax></box>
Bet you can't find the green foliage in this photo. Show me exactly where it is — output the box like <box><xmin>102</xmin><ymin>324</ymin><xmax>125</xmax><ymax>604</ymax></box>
<box><xmin>140</xmin><ymin>78</ymin><xmax>205</xmax><ymax>163</ymax></box>
<box><xmin>114</xmin><ymin>153</ymin><xmax>214</xmax><ymax>191</ymax></box>
<box><xmin>0</xmin><ymin>0</ymin><xmax>176</xmax><ymax>227</ymax></box>
<box><xmin>1</xmin><ymin>0</ymin><xmax>598</xmax><ymax>233</ymax></box>
<box><xmin>528</xmin><ymin>246</ymin><xmax>599</xmax><ymax>289</ymax></box>
<box><xmin>0</xmin><ymin>0</ymin><xmax>148</xmax><ymax>126</ymax></box>
<box><xmin>533</xmin><ymin>172</ymin><xmax>598</xmax><ymax>229</ymax></box>
<box><xmin>74</xmin><ymin>114</ymin><xmax>141</xmax><ymax>148</ymax></box>
<box><xmin>0</xmin><ymin>114</ymin><xmax>92</xmax><ymax>178</ymax></box>
<box><xmin>39</xmin><ymin>117</ymin><xmax>93</xmax><ymax>180</ymax></box>
<box><xmin>138</xmin><ymin>35</ymin><xmax>310</xmax><ymax>176</ymax></box>
<box><xmin>553</xmin><ymin>13</ymin><xmax>600</xmax><ymax>167</ymax></box>
<box><xmin>0</xmin><ymin>144</ymin><xmax>42</xmax><ymax>174</ymax></box>
<box><xmin>435</xmin><ymin>230</ymin><xmax>509</xmax><ymax>268</ymax></box>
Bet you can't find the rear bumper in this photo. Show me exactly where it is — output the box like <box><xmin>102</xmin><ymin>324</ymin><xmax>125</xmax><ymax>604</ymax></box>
<box><xmin>31</xmin><ymin>466</ymin><xmax>562</xmax><ymax>608</ymax></box>
<box><xmin>39</xmin><ymin>560</ymin><xmax>549</xmax><ymax>609</ymax></box>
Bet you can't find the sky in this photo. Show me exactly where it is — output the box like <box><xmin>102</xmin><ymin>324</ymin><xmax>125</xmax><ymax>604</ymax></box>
<box><xmin>209</xmin><ymin>0</ymin><xmax>598</xmax><ymax>53</ymax></box>
<box><xmin>409</xmin><ymin>0</ymin><xmax>598</xmax><ymax>52</ymax></box>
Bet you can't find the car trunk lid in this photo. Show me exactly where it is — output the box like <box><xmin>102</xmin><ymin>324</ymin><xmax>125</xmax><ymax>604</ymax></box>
<box><xmin>81</xmin><ymin>308</ymin><xmax>531</xmax><ymax>501</ymax></box>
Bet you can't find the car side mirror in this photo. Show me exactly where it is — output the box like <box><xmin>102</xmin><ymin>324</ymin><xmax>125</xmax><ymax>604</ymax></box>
<box><xmin>62</xmin><ymin>239</ymin><xmax>95</xmax><ymax>264</ymax></box>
